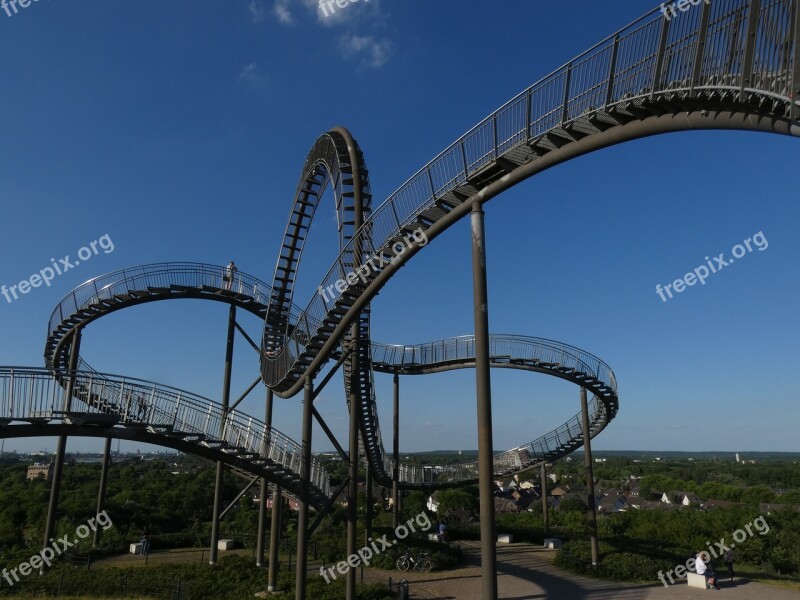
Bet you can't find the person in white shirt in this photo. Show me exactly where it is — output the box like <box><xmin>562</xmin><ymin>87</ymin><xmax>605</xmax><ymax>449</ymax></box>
<box><xmin>224</xmin><ymin>261</ymin><xmax>237</xmax><ymax>291</ymax></box>
<box><xmin>696</xmin><ymin>551</ymin><xmax>721</xmax><ymax>590</ymax></box>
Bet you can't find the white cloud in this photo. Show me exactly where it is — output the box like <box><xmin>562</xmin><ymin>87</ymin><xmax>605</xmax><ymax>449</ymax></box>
<box><xmin>338</xmin><ymin>33</ymin><xmax>391</xmax><ymax>68</ymax></box>
<box><xmin>248</xmin><ymin>0</ymin><xmax>266</xmax><ymax>24</ymax></box>
<box><xmin>273</xmin><ymin>0</ymin><xmax>294</xmax><ymax>25</ymax></box>
<box><xmin>239</xmin><ymin>63</ymin><xmax>265</xmax><ymax>84</ymax></box>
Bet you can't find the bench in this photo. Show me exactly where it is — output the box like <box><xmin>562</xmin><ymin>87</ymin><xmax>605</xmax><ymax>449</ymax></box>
<box><xmin>217</xmin><ymin>539</ymin><xmax>235</xmax><ymax>551</ymax></box>
<box><xmin>687</xmin><ymin>572</ymin><xmax>709</xmax><ymax>589</ymax></box>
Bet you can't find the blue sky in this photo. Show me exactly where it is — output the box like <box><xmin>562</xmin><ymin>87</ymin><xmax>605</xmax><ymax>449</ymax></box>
<box><xmin>1</xmin><ymin>0</ymin><xmax>798</xmax><ymax>457</ymax></box>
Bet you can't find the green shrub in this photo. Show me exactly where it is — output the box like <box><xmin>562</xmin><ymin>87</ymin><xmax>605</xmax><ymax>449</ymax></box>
<box><xmin>555</xmin><ymin>540</ymin><xmax>677</xmax><ymax>582</ymax></box>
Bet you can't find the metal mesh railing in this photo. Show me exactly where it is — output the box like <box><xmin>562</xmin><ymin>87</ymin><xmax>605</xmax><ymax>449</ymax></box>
<box><xmin>0</xmin><ymin>368</ymin><xmax>330</xmax><ymax>498</ymax></box>
<box><xmin>265</xmin><ymin>0</ymin><xmax>796</xmax><ymax>392</ymax></box>
<box><xmin>371</xmin><ymin>335</ymin><xmax>617</xmax><ymax>392</ymax></box>
<box><xmin>47</xmin><ymin>263</ymin><xmax>286</xmax><ymax>346</ymax></box>
<box><xmin>257</xmin><ymin>0</ymin><xmax>796</xmax><ymax>486</ymax></box>
<box><xmin>42</xmin><ymin>264</ymin><xmax>615</xmax><ymax>489</ymax></box>
<box><xmin>368</xmin><ymin>335</ymin><xmax>617</xmax><ymax>485</ymax></box>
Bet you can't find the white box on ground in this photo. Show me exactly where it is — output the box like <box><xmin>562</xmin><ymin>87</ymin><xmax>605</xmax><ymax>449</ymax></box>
<box><xmin>129</xmin><ymin>543</ymin><xmax>143</xmax><ymax>554</ymax></box>
<box><xmin>543</xmin><ymin>538</ymin><xmax>563</xmax><ymax>549</ymax></box>
<box><xmin>497</xmin><ymin>533</ymin><xmax>513</xmax><ymax>543</ymax></box>
<box><xmin>217</xmin><ymin>539</ymin><xmax>234</xmax><ymax>551</ymax></box>
<box><xmin>687</xmin><ymin>572</ymin><xmax>708</xmax><ymax>589</ymax></box>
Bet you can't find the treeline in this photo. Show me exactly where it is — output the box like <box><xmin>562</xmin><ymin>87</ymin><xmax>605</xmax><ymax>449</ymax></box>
<box><xmin>0</xmin><ymin>456</ymin><xmax>257</xmax><ymax>563</ymax></box>
<box><xmin>0</xmin><ymin>454</ymin><xmax>460</xmax><ymax>579</ymax></box>
<box><xmin>556</xmin><ymin>457</ymin><xmax>800</xmax><ymax>504</ymax></box>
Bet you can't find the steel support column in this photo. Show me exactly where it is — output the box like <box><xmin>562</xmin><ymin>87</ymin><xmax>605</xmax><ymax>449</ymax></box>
<box><xmin>364</xmin><ymin>462</ymin><xmax>373</xmax><ymax>545</ymax></box>
<box><xmin>210</xmin><ymin>304</ymin><xmax>236</xmax><ymax>565</ymax></box>
<box><xmin>392</xmin><ymin>373</ymin><xmax>400</xmax><ymax>529</ymax></box>
<box><xmin>580</xmin><ymin>387</ymin><xmax>599</xmax><ymax>566</ymax></box>
<box><xmin>93</xmin><ymin>436</ymin><xmax>112</xmax><ymax>547</ymax></box>
<box><xmin>540</xmin><ymin>462</ymin><xmax>548</xmax><ymax>536</ymax></box>
<box><xmin>43</xmin><ymin>329</ymin><xmax>82</xmax><ymax>569</ymax></box>
<box><xmin>219</xmin><ymin>477</ymin><xmax>259</xmax><ymax>520</ymax></box>
<box><xmin>345</xmin><ymin>380</ymin><xmax>359</xmax><ymax>600</ymax></box>
<box><xmin>267</xmin><ymin>483</ymin><xmax>282</xmax><ymax>592</ymax></box>
<box><xmin>257</xmin><ymin>387</ymin><xmax>274</xmax><ymax>567</ymax></box>
<box><xmin>470</xmin><ymin>202</ymin><xmax>498</xmax><ymax>600</ymax></box>
<box><xmin>295</xmin><ymin>376</ymin><xmax>313</xmax><ymax>600</ymax></box>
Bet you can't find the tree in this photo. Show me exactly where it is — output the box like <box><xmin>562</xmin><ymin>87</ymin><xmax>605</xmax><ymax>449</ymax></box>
<box><xmin>437</xmin><ymin>489</ymin><xmax>478</xmax><ymax>517</ymax></box>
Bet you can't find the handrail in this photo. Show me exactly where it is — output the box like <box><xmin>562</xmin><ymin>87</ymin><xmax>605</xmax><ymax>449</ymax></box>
<box><xmin>264</xmin><ymin>0</ymin><xmax>796</xmax><ymax>390</ymax></box>
<box><xmin>256</xmin><ymin>0</ymin><xmax>797</xmax><ymax>486</ymax></box>
<box><xmin>46</xmin><ymin>263</ymin><xmax>619</xmax><ymax>488</ymax></box>
<box><xmin>362</xmin><ymin>335</ymin><xmax>617</xmax><ymax>485</ymax></box>
<box><xmin>0</xmin><ymin>367</ymin><xmax>330</xmax><ymax>499</ymax></box>
<box><xmin>47</xmin><ymin>263</ymin><xmax>283</xmax><ymax>343</ymax></box>
<box><xmin>370</xmin><ymin>335</ymin><xmax>617</xmax><ymax>389</ymax></box>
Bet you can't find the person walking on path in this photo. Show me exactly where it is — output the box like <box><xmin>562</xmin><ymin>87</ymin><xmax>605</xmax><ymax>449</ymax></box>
<box><xmin>724</xmin><ymin>547</ymin><xmax>735</xmax><ymax>581</ymax></box>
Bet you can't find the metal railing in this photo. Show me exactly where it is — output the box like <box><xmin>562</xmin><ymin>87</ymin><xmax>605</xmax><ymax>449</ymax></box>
<box><xmin>264</xmin><ymin>0</ymin><xmax>797</xmax><ymax>390</ymax></box>
<box><xmin>388</xmin><ymin>396</ymin><xmax>606</xmax><ymax>485</ymax></box>
<box><xmin>367</xmin><ymin>335</ymin><xmax>617</xmax><ymax>485</ymax></box>
<box><xmin>257</xmin><ymin>0</ymin><xmax>797</xmax><ymax>486</ymax></box>
<box><xmin>370</xmin><ymin>335</ymin><xmax>617</xmax><ymax>392</ymax></box>
<box><xmin>0</xmin><ymin>368</ymin><xmax>330</xmax><ymax>498</ymax></box>
<box><xmin>42</xmin><ymin>262</ymin><xmax>616</xmax><ymax>489</ymax></box>
<box><xmin>47</xmin><ymin>263</ymin><xmax>283</xmax><ymax>345</ymax></box>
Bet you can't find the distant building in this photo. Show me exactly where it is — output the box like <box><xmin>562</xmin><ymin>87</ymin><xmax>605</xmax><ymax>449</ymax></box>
<box><xmin>27</xmin><ymin>462</ymin><xmax>52</xmax><ymax>481</ymax></box>
<box><xmin>598</xmin><ymin>492</ymin><xmax>627</xmax><ymax>513</ymax></box>
<box><xmin>661</xmin><ymin>491</ymin><xmax>700</xmax><ymax>506</ymax></box>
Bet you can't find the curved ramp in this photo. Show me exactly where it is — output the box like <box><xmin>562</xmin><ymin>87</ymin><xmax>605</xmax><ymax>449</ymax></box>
<box><xmin>258</xmin><ymin>0</ymin><xmax>800</xmax><ymax>488</ymax></box>
<box><xmin>367</xmin><ymin>335</ymin><xmax>618</xmax><ymax>487</ymax></box>
<box><xmin>263</xmin><ymin>0</ymin><xmax>800</xmax><ymax>397</ymax></box>
<box><xmin>0</xmin><ymin>367</ymin><xmax>330</xmax><ymax>507</ymax></box>
<box><xmin>44</xmin><ymin>262</ymin><xmax>617</xmax><ymax>490</ymax></box>
<box><xmin>45</xmin><ymin>263</ymin><xmax>275</xmax><ymax>371</ymax></box>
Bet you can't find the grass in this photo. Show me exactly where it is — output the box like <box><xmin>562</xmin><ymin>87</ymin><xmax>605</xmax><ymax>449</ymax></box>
<box><xmin>7</xmin><ymin>597</ymin><xmax>157</xmax><ymax>600</ymax></box>
<box><xmin>92</xmin><ymin>546</ymin><xmax>254</xmax><ymax>567</ymax></box>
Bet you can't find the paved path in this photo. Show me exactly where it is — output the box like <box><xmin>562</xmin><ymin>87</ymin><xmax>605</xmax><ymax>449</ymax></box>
<box><xmin>369</xmin><ymin>541</ymin><xmax>800</xmax><ymax>600</ymax></box>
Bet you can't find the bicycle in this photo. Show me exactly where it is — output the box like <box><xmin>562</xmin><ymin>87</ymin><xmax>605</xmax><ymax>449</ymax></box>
<box><xmin>396</xmin><ymin>549</ymin><xmax>432</xmax><ymax>573</ymax></box>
